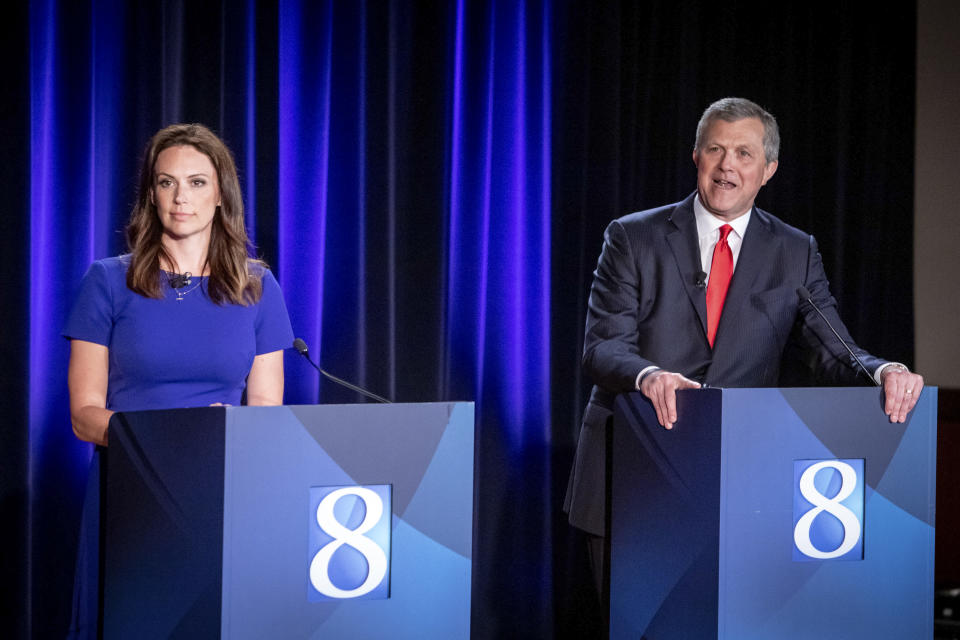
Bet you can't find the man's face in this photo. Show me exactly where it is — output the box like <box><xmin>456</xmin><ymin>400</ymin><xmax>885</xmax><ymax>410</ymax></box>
<box><xmin>693</xmin><ymin>117</ymin><xmax>778</xmax><ymax>221</ymax></box>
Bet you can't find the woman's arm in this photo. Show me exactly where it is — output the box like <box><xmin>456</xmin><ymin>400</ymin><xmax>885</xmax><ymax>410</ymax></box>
<box><xmin>68</xmin><ymin>339</ymin><xmax>113</xmax><ymax>446</ymax></box>
<box><xmin>246</xmin><ymin>350</ymin><xmax>285</xmax><ymax>406</ymax></box>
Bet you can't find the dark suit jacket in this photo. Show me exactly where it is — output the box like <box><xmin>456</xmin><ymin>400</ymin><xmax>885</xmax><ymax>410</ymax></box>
<box><xmin>564</xmin><ymin>193</ymin><xmax>886</xmax><ymax>536</ymax></box>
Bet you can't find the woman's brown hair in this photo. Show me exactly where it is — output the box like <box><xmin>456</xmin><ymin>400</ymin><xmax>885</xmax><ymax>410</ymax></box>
<box><xmin>125</xmin><ymin>123</ymin><xmax>263</xmax><ymax>305</ymax></box>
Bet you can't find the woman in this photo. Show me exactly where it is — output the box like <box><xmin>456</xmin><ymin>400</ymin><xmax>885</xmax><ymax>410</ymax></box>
<box><xmin>63</xmin><ymin>124</ymin><xmax>292</xmax><ymax>638</ymax></box>
<box><xmin>65</xmin><ymin>123</ymin><xmax>293</xmax><ymax>444</ymax></box>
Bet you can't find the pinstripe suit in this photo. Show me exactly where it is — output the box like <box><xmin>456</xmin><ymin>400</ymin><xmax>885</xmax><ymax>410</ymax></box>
<box><xmin>564</xmin><ymin>192</ymin><xmax>885</xmax><ymax>536</ymax></box>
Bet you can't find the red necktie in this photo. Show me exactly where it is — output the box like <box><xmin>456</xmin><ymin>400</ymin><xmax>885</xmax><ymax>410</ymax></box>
<box><xmin>706</xmin><ymin>224</ymin><xmax>733</xmax><ymax>347</ymax></box>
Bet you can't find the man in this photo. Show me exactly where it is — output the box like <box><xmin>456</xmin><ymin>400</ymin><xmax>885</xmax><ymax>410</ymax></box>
<box><xmin>564</xmin><ymin>97</ymin><xmax>924</xmax><ymax>594</ymax></box>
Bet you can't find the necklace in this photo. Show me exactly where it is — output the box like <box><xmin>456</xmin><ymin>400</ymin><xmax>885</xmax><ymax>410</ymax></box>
<box><xmin>173</xmin><ymin>280</ymin><xmax>203</xmax><ymax>301</ymax></box>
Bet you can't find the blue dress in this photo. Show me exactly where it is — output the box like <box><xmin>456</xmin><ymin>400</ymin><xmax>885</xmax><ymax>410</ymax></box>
<box><xmin>64</xmin><ymin>255</ymin><xmax>294</xmax><ymax>410</ymax></box>
<box><xmin>63</xmin><ymin>255</ymin><xmax>294</xmax><ymax>638</ymax></box>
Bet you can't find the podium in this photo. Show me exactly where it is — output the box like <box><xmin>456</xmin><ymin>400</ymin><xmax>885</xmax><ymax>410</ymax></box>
<box><xmin>610</xmin><ymin>387</ymin><xmax>937</xmax><ymax>640</ymax></box>
<box><xmin>102</xmin><ymin>403</ymin><xmax>474</xmax><ymax>639</ymax></box>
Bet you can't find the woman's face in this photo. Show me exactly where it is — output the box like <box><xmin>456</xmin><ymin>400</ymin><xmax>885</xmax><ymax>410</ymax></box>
<box><xmin>152</xmin><ymin>144</ymin><xmax>221</xmax><ymax>243</ymax></box>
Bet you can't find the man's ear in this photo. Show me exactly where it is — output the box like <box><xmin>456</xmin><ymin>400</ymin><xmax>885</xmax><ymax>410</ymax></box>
<box><xmin>761</xmin><ymin>160</ymin><xmax>778</xmax><ymax>186</ymax></box>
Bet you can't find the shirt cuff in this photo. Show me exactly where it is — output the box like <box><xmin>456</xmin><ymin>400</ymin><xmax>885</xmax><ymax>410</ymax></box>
<box><xmin>874</xmin><ymin>362</ymin><xmax>908</xmax><ymax>385</ymax></box>
<box><xmin>635</xmin><ymin>366</ymin><xmax>661</xmax><ymax>390</ymax></box>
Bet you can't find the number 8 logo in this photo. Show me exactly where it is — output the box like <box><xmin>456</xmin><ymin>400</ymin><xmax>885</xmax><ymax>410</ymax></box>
<box><xmin>793</xmin><ymin>460</ymin><xmax>861</xmax><ymax>560</ymax></box>
<box><xmin>309</xmin><ymin>487</ymin><xmax>389</xmax><ymax>598</ymax></box>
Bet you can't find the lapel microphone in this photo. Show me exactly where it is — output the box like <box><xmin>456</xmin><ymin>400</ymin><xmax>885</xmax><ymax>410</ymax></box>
<box><xmin>168</xmin><ymin>272</ymin><xmax>192</xmax><ymax>288</ymax></box>
<box><xmin>694</xmin><ymin>271</ymin><xmax>707</xmax><ymax>289</ymax></box>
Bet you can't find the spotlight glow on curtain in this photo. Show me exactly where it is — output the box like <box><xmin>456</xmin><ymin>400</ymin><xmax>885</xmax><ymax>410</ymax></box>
<box><xmin>278</xmin><ymin>0</ymin><xmax>335</xmax><ymax>404</ymax></box>
<box><xmin>30</xmin><ymin>4</ymin><xmax>127</xmax><ymax>472</ymax></box>
<box><xmin>447</xmin><ymin>0</ymin><xmax>551</xmax><ymax>450</ymax></box>
<box><xmin>278</xmin><ymin>0</ymin><xmax>551</xmax><ymax>446</ymax></box>
<box><xmin>26</xmin><ymin>0</ymin><xmax>553</xmax><ymax>634</ymax></box>
<box><xmin>29</xmin><ymin>0</ymin><xmax>129</xmax><ymax>633</ymax></box>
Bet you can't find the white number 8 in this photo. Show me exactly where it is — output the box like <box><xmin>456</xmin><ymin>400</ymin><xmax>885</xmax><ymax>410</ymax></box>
<box><xmin>793</xmin><ymin>460</ymin><xmax>861</xmax><ymax>559</ymax></box>
<box><xmin>309</xmin><ymin>487</ymin><xmax>388</xmax><ymax>598</ymax></box>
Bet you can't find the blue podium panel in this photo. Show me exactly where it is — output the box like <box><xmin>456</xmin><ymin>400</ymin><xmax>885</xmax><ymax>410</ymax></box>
<box><xmin>718</xmin><ymin>388</ymin><xmax>936</xmax><ymax>640</ymax></box>
<box><xmin>220</xmin><ymin>403</ymin><xmax>474</xmax><ymax>639</ymax></box>
<box><xmin>611</xmin><ymin>388</ymin><xmax>937</xmax><ymax>640</ymax></box>
<box><xmin>104</xmin><ymin>402</ymin><xmax>474</xmax><ymax>640</ymax></box>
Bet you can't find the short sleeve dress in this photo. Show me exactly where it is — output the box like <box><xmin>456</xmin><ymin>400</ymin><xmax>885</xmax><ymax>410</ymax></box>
<box><xmin>63</xmin><ymin>255</ymin><xmax>294</xmax><ymax>639</ymax></box>
<box><xmin>63</xmin><ymin>255</ymin><xmax>294</xmax><ymax>409</ymax></box>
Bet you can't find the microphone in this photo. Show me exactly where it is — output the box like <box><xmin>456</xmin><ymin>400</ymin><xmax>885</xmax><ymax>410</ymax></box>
<box><xmin>694</xmin><ymin>271</ymin><xmax>707</xmax><ymax>289</ymax></box>
<box><xmin>292</xmin><ymin>338</ymin><xmax>392</xmax><ymax>403</ymax></box>
<box><xmin>169</xmin><ymin>272</ymin><xmax>192</xmax><ymax>288</ymax></box>
<box><xmin>796</xmin><ymin>286</ymin><xmax>878</xmax><ymax>386</ymax></box>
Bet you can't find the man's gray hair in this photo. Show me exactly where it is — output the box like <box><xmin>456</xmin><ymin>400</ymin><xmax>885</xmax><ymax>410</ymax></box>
<box><xmin>694</xmin><ymin>97</ymin><xmax>780</xmax><ymax>163</ymax></box>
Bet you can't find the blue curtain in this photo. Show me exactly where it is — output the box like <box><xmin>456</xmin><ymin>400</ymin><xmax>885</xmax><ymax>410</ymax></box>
<box><xmin>21</xmin><ymin>0</ymin><xmax>556</xmax><ymax>636</ymax></box>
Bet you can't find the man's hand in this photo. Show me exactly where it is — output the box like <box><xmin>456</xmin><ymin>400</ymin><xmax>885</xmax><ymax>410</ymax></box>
<box><xmin>640</xmin><ymin>370</ymin><xmax>702</xmax><ymax>430</ymax></box>
<box><xmin>880</xmin><ymin>366</ymin><xmax>924</xmax><ymax>423</ymax></box>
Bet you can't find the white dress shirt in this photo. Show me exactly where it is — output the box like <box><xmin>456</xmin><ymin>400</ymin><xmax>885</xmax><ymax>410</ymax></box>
<box><xmin>693</xmin><ymin>194</ymin><xmax>750</xmax><ymax>281</ymax></box>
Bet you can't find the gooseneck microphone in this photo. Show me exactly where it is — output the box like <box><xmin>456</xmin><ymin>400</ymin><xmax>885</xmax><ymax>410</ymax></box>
<box><xmin>293</xmin><ymin>338</ymin><xmax>392</xmax><ymax>403</ymax></box>
<box><xmin>796</xmin><ymin>286</ymin><xmax>878</xmax><ymax>386</ymax></box>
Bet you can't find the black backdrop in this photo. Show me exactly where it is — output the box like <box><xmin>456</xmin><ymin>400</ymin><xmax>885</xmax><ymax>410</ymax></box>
<box><xmin>549</xmin><ymin>3</ymin><xmax>915</xmax><ymax>636</ymax></box>
<box><xmin>2</xmin><ymin>1</ymin><xmax>916</xmax><ymax>638</ymax></box>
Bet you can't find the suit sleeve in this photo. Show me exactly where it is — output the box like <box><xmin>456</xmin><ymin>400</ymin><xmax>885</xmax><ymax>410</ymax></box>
<box><xmin>581</xmin><ymin>220</ymin><xmax>658</xmax><ymax>392</ymax></box>
<box><xmin>789</xmin><ymin>235</ymin><xmax>886</xmax><ymax>384</ymax></box>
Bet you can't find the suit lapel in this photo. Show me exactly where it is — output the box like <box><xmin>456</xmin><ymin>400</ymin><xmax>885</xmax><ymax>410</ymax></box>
<box><xmin>665</xmin><ymin>194</ymin><xmax>709</xmax><ymax>337</ymax></box>
<box><xmin>714</xmin><ymin>207</ymin><xmax>779</xmax><ymax>345</ymax></box>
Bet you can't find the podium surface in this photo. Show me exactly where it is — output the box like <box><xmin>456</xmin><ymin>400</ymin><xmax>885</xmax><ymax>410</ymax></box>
<box><xmin>104</xmin><ymin>402</ymin><xmax>474</xmax><ymax>639</ymax></box>
<box><xmin>611</xmin><ymin>387</ymin><xmax>937</xmax><ymax>640</ymax></box>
